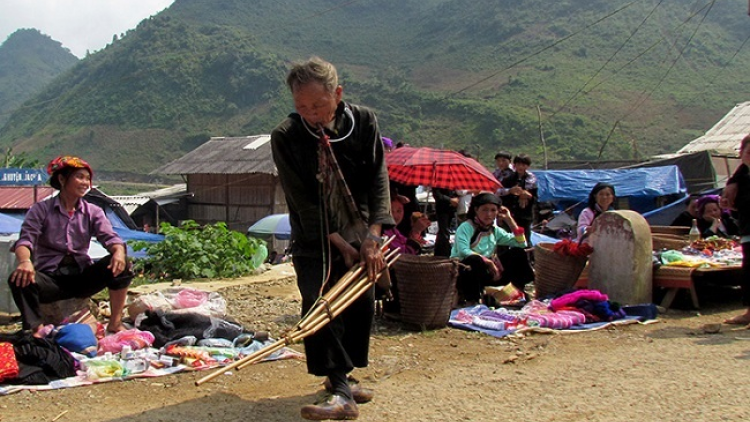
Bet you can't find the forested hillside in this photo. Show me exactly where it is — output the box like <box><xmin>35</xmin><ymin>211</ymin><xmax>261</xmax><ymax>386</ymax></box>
<box><xmin>0</xmin><ymin>29</ymin><xmax>79</xmax><ymax>128</ymax></box>
<box><xmin>0</xmin><ymin>0</ymin><xmax>748</xmax><ymax>177</ymax></box>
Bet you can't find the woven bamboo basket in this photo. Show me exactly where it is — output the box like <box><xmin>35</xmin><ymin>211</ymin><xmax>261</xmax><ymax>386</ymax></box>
<box><xmin>392</xmin><ymin>254</ymin><xmax>459</xmax><ymax>330</ymax></box>
<box><xmin>533</xmin><ymin>242</ymin><xmax>589</xmax><ymax>299</ymax></box>
<box><xmin>652</xmin><ymin>233</ymin><xmax>690</xmax><ymax>251</ymax></box>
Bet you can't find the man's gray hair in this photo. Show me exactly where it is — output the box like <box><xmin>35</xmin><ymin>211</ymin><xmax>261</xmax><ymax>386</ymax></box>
<box><xmin>286</xmin><ymin>56</ymin><xmax>338</xmax><ymax>93</ymax></box>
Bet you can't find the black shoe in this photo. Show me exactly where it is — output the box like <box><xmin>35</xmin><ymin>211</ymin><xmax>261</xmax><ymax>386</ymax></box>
<box><xmin>323</xmin><ymin>376</ymin><xmax>374</xmax><ymax>404</ymax></box>
<box><xmin>301</xmin><ymin>394</ymin><xmax>359</xmax><ymax>420</ymax></box>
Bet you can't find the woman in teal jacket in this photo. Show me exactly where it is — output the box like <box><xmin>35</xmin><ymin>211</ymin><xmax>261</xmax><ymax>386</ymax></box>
<box><xmin>451</xmin><ymin>193</ymin><xmax>527</xmax><ymax>304</ymax></box>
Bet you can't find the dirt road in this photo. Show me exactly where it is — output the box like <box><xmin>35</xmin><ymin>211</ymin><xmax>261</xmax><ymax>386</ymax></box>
<box><xmin>2</xmin><ymin>266</ymin><xmax>749</xmax><ymax>422</ymax></box>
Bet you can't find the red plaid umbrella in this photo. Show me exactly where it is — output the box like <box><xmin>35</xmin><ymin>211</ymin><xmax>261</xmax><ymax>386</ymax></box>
<box><xmin>386</xmin><ymin>146</ymin><xmax>500</xmax><ymax>191</ymax></box>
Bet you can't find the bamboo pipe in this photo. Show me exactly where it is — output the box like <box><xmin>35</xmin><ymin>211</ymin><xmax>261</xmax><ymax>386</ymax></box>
<box><xmin>195</xmin><ymin>338</ymin><xmax>286</xmax><ymax>385</ymax></box>
<box><xmin>234</xmin><ymin>251</ymin><xmax>400</xmax><ymax>371</ymax></box>
<box><xmin>250</xmin><ymin>251</ymin><xmax>401</xmax><ymax>363</ymax></box>
<box><xmin>289</xmin><ymin>251</ymin><xmax>401</xmax><ymax>343</ymax></box>
<box><xmin>296</xmin><ymin>238</ymin><xmax>395</xmax><ymax>331</ymax></box>
<box><xmin>195</xmin><ymin>238</ymin><xmax>397</xmax><ymax>386</ymax></box>
<box><xmin>295</xmin><ymin>249</ymin><xmax>399</xmax><ymax>332</ymax></box>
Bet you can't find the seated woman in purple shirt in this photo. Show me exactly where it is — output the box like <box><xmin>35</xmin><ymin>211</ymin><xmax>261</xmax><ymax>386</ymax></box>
<box><xmin>8</xmin><ymin>156</ymin><xmax>133</xmax><ymax>336</ymax></box>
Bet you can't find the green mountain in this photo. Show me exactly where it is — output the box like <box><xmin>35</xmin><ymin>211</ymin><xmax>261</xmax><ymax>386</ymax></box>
<box><xmin>0</xmin><ymin>29</ymin><xmax>79</xmax><ymax>128</ymax></box>
<box><xmin>1</xmin><ymin>0</ymin><xmax>748</xmax><ymax>177</ymax></box>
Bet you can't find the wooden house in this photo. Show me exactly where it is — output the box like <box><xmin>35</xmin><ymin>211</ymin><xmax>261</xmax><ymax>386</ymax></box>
<box><xmin>152</xmin><ymin>135</ymin><xmax>287</xmax><ymax>233</ymax></box>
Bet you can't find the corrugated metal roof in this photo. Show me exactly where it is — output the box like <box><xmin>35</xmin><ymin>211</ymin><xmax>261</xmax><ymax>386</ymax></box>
<box><xmin>152</xmin><ymin>135</ymin><xmax>277</xmax><ymax>175</ymax></box>
<box><xmin>0</xmin><ymin>186</ymin><xmax>56</xmax><ymax>209</ymax></box>
<box><xmin>110</xmin><ymin>196</ymin><xmax>151</xmax><ymax>214</ymax></box>
<box><xmin>677</xmin><ymin>101</ymin><xmax>750</xmax><ymax>156</ymax></box>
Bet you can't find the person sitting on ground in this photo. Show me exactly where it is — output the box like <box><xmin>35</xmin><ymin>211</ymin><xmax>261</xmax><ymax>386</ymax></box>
<box><xmin>695</xmin><ymin>194</ymin><xmax>738</xmax><ymax>238</ymax></box>
<box><xmin>577</xmin><ymin>182</ymin><xmax>616</xmax><ymax>241</ymax></box>
<box><xmin>8</xmin><ymin>156</ymin><xmax>134</xmax><ymax>336</ymax></box>
<box><xmin>383</xmin><ymin>194</ymin><xmax>431</xmax><ymax>256</ymax></box>
<box><xmin>380</xmin><ymin>194</ymin><xmax>431</xmax><ymax>315</ymax></box>
<box><xmin>450</xmin><ymin>193</ymin><xmax>528</xmax><ymax>305</ymax></box>
<box><xmin>670</xmin><ymin>194</ymin><xmax>700</xmax><ymax>227</ymax></box>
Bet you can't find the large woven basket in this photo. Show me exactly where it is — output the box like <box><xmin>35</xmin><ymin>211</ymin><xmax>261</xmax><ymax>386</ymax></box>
<box><xmin>392</xmin><ymin>254</ymin><xmax>459</xmax><ymax>330</ymax></box>
<box><xmin>533</xmin><ymin>242</ymin><xmax>588</xmax><ymax>299</ymax></box>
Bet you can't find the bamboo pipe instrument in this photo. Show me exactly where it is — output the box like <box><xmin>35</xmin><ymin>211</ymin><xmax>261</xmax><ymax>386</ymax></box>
<box><xmin>239</xmin><ymin>249</ymin><xmax>400</xmax><ymax>368</ymax></box>
<box><xmin>296</xmin><ymin>235</ymin><xmax>395</xmax><ymax>328</ymax></box>
<box><xmin>297</xmin><ymin>246</ymin><xmax>399</xmax><ymax>331</ymax></box>
<box><xmin>195</xmin><ymin>239</ymin><xmax>398</xmax><ymax>386</ymax></box>
<box><xmin>196</xmin><ymin>252</ymin><xmax>399</xmax><ymax>385</ymax></box>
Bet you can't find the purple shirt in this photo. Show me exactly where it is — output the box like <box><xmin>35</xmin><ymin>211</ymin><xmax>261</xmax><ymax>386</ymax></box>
<box><xmin>14</xmin><ymin>196</ymin><xmax>123</xmax><ymax>273</ymax></box>
<box><xmin>383</xmin><ymin>227</ymin><xmax>419</xmax><ymax>255</ymax></box>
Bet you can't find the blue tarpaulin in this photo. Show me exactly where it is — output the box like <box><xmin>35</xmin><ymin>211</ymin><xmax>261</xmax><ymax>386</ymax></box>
<box><xmin>0</xmin><ymin>213</ymin><xmax>22</xmax><ymax>234</ymax></box>
<box><xmin>534</xmin><ymin>165</ymin><xmax>687</xmax><ymax>214</ymax></box>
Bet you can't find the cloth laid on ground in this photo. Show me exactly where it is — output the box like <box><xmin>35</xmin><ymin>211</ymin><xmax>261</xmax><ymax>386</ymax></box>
<box><xmin>127</xmin><ymin>287</ymin><xmax>227</xmax><ymax>319</ymax></box>
<box><xmin>0</xmin><ymin>334</ymin><xmax>304</xmax><ymax>396</ymax></box>
<box><xmin>135</xmin><ymin>310</ymin><xmax>246</xmax><ymax>348</ymax></box>
<box><xmin>658</xmin><ymin>246</ymin><xmax>742</xmax><ymax>269</ymax></box>
<box><xmin>449</xmin><ymin>290</ymin><xmax>655</xmax><ymax>338</ymax></box>
<box><xmin>0</xmin><ymin>331</ymin><xmax>78</xmax><ymax>386</ymax></box>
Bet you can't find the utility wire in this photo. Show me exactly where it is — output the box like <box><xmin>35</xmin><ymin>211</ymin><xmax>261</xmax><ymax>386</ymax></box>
<box><xmin>597</xmin><ymin>0</ymin><xmax>717</xmax><ymax>158</ymax></box>
<box><xmin>624</xmin><ymin>0</ymin><xmax>716</xmax><ymax>119</ymax></box>
<box><xmin>454</xmin><ymin>0</ymin><xmax>643</xmax><ymax>94</ymax></box>
<box><xmin>547</xmin><ymin>0</ymin><xmax>664</xmax><ymax>121</ymax></box>
<box><xmin>581</xmin><ymin>0</ymin><xmax>714</xmax><ymax>96</ymax></box>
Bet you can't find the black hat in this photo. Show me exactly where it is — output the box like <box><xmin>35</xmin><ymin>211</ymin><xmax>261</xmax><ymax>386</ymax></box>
<box><xmin>466</xmin><ymin>193</ymin><xmax>502</xmax><ymax>220</ymax></box>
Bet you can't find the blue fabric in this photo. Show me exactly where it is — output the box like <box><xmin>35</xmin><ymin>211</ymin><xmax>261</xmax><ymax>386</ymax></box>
<box><xmin>0</xmin><ymin>212</ymin><xmax>22</xmax><ymax>234</ymax></box>
<box><xmin>534</xmin><ymin>165</ymin><xmax>687</xmax><ymax>214</ymax></box>
<box><xmin>54</xmin><ymin>324</ymin><xmax>98</xmax><ymax>357</ymax></box>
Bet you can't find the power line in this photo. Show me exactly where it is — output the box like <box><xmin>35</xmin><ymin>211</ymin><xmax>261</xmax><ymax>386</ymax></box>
<box><xmin>547</xmin><ymin>0</ymin><xmax>665</xmax><ymax>121</ymax></box>
<box><xmin>597</xmin><ymin>0</ymin><xmax>717</xmax><ymax>158</ymax></box>
<box><xmin>454</xmin><ymin>0</ymin><xmax>643</xmax><ymax>94</ymax></box>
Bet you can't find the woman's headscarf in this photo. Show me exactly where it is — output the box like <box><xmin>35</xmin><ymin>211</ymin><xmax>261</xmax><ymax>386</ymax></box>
<box><xmin>695</xmin><ymin>194</ymin><xmax>721</xmax><ymax>218</ymax></box>
<box><xmin>46</xmin><ymin>156</ymin><xmax>93</xmax><ymax>190</ymax></box>
<box><xmin>465</xmin><ymin>193</ymin><xmax>502</xmax><ymax>222</ymax></box>
<box><xmin>465</xmin><ymin>193</ymin><xmax>502</xmax><ymax>247</ymax></box>
<box><xmin>587</xmin><ymin>182</ymin><xmax>616</xmax><ymax>216</ymax></box>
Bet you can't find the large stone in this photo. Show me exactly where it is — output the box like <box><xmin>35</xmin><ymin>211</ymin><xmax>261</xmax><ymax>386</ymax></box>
<box><xmin>587</xmin><ymin>210</ymin><xmax>653</xmax><ymax>305</ymax></box>
<box><xmin>0</xmin><ymin>242</ymin><xmax>18</xmax><ymax>314</ymax></box>
<box><xmin>39</xmin><ymin>297</ymin><xmax>93</xmax><ymax>325</ymax></box>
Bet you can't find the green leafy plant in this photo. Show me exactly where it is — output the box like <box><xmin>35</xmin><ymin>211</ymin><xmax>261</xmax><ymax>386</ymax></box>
<box><xmin>129</xmin><ymin>220</ymin><xmax>267</xmax><ymax>282</ymax></box>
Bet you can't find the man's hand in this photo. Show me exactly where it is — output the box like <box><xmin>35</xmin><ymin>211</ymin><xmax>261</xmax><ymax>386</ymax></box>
<box><xmin>340</xmin><ymin>242</ymin><xmax>361</xmax><ymax>268</ymax></box>
<box><xmin>360</xmin><ymin>238</ymin><xmax>385</xmax><ymax>282</ymax></box>
<box><xmin>329</xmin><ymin>233</ymin><xmax>361</xmax><ymax>268</ymax></box>
<box><xmin>10</xmin><ymin>261</ymin><xmax>35</xmax><ymax>288</ymax></box>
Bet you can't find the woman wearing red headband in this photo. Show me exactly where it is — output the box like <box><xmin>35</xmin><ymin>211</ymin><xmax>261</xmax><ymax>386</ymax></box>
<box><xmin>8</xmin><ymin>156</ymin><xmax>133</xmax><ymax>336</ymax></box>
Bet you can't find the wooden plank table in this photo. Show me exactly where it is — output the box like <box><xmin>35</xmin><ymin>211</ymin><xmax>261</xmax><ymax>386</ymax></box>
<box><xmin>574</xmin><ymin>264</ymin><xmax>742</xmax><ymax>309</ymax></box>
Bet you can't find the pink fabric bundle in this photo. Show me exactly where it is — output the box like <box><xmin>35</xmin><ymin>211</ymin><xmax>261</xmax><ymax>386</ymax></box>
<box><xmin>526</xmin><ymin>310</ymin><xmax>586</xmax><ymax>329</ymax></box>
<box><xmin>98</xmin><ymin>329</ymin><xmax>156</xmax><ymax>354</ymax></box>
<box><xmin>549</xmin><ymin>289</ymin><xmax>609</xmax><ymax>311</ymax></box>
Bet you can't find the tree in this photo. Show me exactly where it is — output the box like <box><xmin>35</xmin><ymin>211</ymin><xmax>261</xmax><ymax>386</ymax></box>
<box><xmin>2</xmin><ymin>147</ymin><xmax>40</xmax><ymax>168</ymax></box>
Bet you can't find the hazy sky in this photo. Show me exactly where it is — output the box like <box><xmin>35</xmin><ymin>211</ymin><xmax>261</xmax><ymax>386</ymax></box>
<box><xmin>0</xmin><ymin>0</ymin><xmax>175</xmax><ymax>58</ymax></box>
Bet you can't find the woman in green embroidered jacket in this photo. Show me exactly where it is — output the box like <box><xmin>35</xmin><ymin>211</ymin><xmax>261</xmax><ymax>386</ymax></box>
<box><xmin>450</xmin><ymin>193</ymin><xmax>528</xmax><ymax>305</ymax></box>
